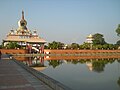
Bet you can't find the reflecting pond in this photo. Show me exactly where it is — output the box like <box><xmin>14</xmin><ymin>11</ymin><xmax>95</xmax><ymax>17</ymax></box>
<box><xmin>14</xmin><ymin>56</ymin><xmax>120</xmax><ymax>90</ymax></box>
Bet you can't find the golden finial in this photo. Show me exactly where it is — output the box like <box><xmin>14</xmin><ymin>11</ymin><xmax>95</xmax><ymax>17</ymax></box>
<box><xmin>22</xmin><ymin>10</ymin><xmax>24</xmax><ymax>20</ymax></box>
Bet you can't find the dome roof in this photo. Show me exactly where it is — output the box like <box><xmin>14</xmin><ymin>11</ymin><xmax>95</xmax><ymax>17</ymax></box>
<box><xmin>87</xmin><ymin>34</ymin><xmax>93</xmax><ymax>38</ymax></box>
<box><xmin>17</xmin><ymin>11</ymin><xmax>28</xmax><ymax>33</ymax></box>
<box><xmin>18</xmin><ymin>19</ymin><xmax>27</xmax><ymax>27</ymax></box>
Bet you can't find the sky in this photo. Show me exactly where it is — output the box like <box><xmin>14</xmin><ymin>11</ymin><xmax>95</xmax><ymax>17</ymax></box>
<box><xmin>0</xmin><ymin>0</ymin><xmax>120</xmax><ymax>44</ymax></box>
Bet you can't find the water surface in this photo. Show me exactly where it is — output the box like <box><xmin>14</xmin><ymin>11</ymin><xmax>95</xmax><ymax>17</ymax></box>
<box><xmin>41</xmin><ymin>59</ymin><xmax>120</xmax><ymax>90</ymax></box>
<box><xmin>14</xmin><ymin>56</ymin><xmax>120</xmax><ymax>90</ymax></box>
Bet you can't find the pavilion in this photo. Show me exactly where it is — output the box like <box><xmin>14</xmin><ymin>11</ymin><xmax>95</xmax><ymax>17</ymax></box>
<box><xmin>3</xmin><ymin>11</ymin><xmax>46</xmax><ymax>53</ymax></box>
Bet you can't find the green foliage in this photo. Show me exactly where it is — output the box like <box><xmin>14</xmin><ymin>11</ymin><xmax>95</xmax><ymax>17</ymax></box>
<box><xmin>71</xmin><ymin>60</ymin><xmax>79</xmax><ymax>64</ymax></box>
<box><xmin>0</xmin><ymin>45</ymin><xmax>2</xmax><ymax>49</ymax></box>
<box><xmin>48</xmin><ymin>41</ymin><xmax>64</xmax><ymax>49</ymax></box>
<box><xmin>93</xmin><ymin>33</ymin><xmax>106</xmax><ymax>45</ymax></box>
<box><xmin>0</xmin><ymin>42</ymin><xmax>5</xmax><ymax>49</ymax></box>
<box><xmin>118</xmin><ymin>77</ymin><xmax>120</xmax><ymax>86</ymax></box>
<box><xmin>96</xmin><ymin>45</ymin><xmax>103</xmax><ymax>49</ymax></box>
<box><xmin>48</xmin><ymin>60</ymin><xmax>62</xmax><ymax>68</ymax></box>
<box><xmin>46</xmin><ymin>38</ymin><xmax>117</xmax><ymax>50</ymax></box>
<box><xmin>115</xmin><ymin>24</ymin><xmax>120</xmax><ymax>37</ymax></box>
<box><xmin>92</xmin><ymin>44</ymin><xmax>116</xmax><ymax>50</ymax></box>
<box><xmin>116</xmin><ymin>40</ymin><xmax>120</xmax><ymax>45</ymax></box>
<box><xmin>44</xmin><ymin>45</ymin><xmax>49</xmax><ymax>49</ymax></box>
<box><xmin>92</xmin><ymin>60</ymin><xmax>106</xmax><ymax>73</ymax></box>
<box><xmin>108</xmin><ymin>44</ymin><xmax>114</xmax><ymax>49</ymax></box>
<box><xmin>6</xmin><ymin>42</ymin><xmax>20</xmax><ymax>49</ymax></box>
<box><xmin>70</xmin><ymin>43</ymin><xmax>79</xmax><ymax>49</ymax></box>
<box><xmin>102</xmin><ymin>44</ymin><xmax>109</xmax><ymax>49</ymax></box>
<box><xmin>80</xmin><ymin>43</ymin><xmax>91</xmax><ymax>49</ymax></box>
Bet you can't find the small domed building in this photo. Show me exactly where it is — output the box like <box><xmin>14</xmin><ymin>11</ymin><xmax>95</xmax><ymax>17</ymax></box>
<box><xmin>86</xmin><ymin>34</ymin><xmax>94</xmax><ymax>43</ymax></box>
<box><xmin>3</xmin><ymin>11</ymin><xmax>46</xmax><ymax>53</ymax></box>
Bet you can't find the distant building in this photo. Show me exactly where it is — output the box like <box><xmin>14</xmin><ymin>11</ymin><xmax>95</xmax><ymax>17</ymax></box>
<box><xmin>86</xmin><ymin>34</ymin><xmax>94</xmax><ymax>43</ymax></box>
<box><xmin>3</xmin><ymin>11</ymin><xmax>46</xmax><ymax>53</ymax></box>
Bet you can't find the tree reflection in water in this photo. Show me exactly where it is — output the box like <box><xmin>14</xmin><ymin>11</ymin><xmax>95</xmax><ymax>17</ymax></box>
<box><xmin>48</xmin><ymin>60</ymin><xmax>63</xmax><ymax>68</ymax></box>
<box><xmin>92</xmin><ymin>60</ymin><xmax>105</xmax><ymax>72</ymax></box>
<box><xmin>85</xmin><ymin>59</ymin><xmax>115</xmax><ymax>73</ymax></box>
<box><xmin>47</xmin><ymin>58</ymin><xmax>116</xmax><ymax>73</ymax></box>
<box><xmin>117</xmin><ymin>59</ymin><xmax>120</xmax><ymax>63</ymax></box>
<box><xmin>117</xmin><ymin>59</ymin><xmax>120</xmax><ymax>87</ymax></box>
<box><xmin>46</xmin><ymin>58</ymin><xmax>120</xmax><ymax>87</ymax></box>
<box><xmin>118</xmin><ymin>77</ymin><xmax>120</xmax><ymax>87</ymax></box>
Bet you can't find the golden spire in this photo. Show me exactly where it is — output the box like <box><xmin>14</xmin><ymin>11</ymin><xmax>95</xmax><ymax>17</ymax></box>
<box><xmin>22</xmin><ymin>10</ymin><xmax>24</xmax><ymax>20</ymax></box>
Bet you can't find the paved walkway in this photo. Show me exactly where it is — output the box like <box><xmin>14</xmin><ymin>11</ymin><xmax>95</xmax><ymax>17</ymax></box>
<box><xmin>0</xmin><ymin>54</ymin><xmax>53</xmax><ymax>90</ymax></box>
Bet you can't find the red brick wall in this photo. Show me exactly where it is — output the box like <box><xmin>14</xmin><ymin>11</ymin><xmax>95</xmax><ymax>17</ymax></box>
<box><xmin>44</xmin><ymin>49</ymin><xmax>120</xmax><ymax>54</ymax></box>
<box><xmin>0</xmin><ymin>49</ymin><xmax>120</xmax><ymax>54</ymax></box>
<box><xmin>0</xmin><ymin>49</ymin><xmax>28</xmax><ymax>54</ymax></box>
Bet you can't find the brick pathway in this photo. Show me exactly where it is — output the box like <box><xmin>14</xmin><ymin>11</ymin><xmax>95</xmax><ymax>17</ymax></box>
<box><xmin>0</xmin><ymin>54</ymin><xmax>53</xmax><ymax>90</ymax></box>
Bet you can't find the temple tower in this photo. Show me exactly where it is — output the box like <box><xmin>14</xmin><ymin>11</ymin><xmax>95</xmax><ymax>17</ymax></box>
<box><xmin>17</xmin><ymin>11</ymin><xmax>29</xmax><ymax>34</ymax></box>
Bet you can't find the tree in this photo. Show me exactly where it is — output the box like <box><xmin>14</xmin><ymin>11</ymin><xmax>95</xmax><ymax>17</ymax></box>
<box><xmin>44</xmin><ymin>45</ymin><xmax>49</xmax><ymax>49</ymax></box>
<box><xmin>93</xmin><ymin>33</ymin><xmax>106</xmax><ymax>45</ymax></box>
<box><xmin>102</xmin><ymin>44</ymin><xmax>109</xmax><ymax>49</ymax></box>
<box><xmin>0</xmin><ymin>45</ymin><xmax>2</xmax><ymax>49</ymax></box>
<box><xmin>48</xmin><ymin>41</ymin><xmax>64</xmax><ymax>49</ymax></box>
<box><xmin>48</xmin><ymin>60</ymin><xmax>62</xmax><ymax>68</ymax></box>
<box><xmin>92</xmin><ymin>60</ymin><xmax>105</xmax><ymax>73</ymax></box>
<box><xmin>108</xmin><ymin>44</ymin><xmax>114</xmax><ymax>49</ymax></box>
<box><xmin>118</xmin><ymin>77</ymin><xmax>120</xmax><ymax>87</ymax></box>
<box><xmin>115</xmin><ymin>24</ymin><xmax>120</xmax><ymax>37</ymax></box>
<box><xmin>6</xmin><ymin>42</ymin><xmax>20</xmax><ymax>49</ymax></box>
<box><xmin>96</xmin><ymin>45</ymin><xmax>103</xmax><ymax>49</ymax></box>
<box><xmin>70</xmin><ymin>43</ymin><xmax>79</xmax><ymax>49</ymax></box>
<box><xmin>80</xmin><ymin>43</ymin><xmax>91</xmax><ymax>49</ymax></box>
<box><xmin>116</xmin><ymin>40</ymin><xmax>120</xmax><ymax>45</ymax></box>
